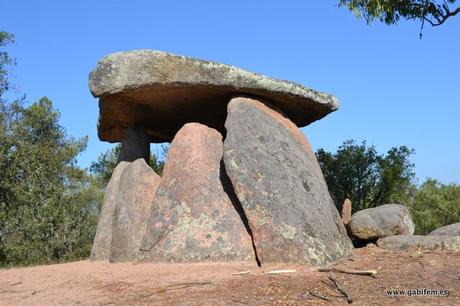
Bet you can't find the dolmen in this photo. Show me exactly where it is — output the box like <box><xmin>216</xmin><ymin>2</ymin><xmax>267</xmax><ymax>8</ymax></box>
<box><xmin>89</xmin><ymin>50</ymin><xmax>353</xmax><ymax>266</ymax></box>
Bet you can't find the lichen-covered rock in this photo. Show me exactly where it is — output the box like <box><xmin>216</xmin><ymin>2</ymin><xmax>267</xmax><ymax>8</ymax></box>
<box><xmin>429</xmin><ymin>223</ymin><xmax>460</xmax><ymax>237</ymax></box>
<box><xmin>89</xmin><ymin>50</ymin><xmax>339</xmax><ymax>143</ymax></box>
<box><xmin>110</xmin><ymin>159</ymin><xmax>161</xmax><ymax>262</ymax></box>
<box><xmin>90</xmin><ymin>161</ymin><xmax>130</xmax><ymax>261</ymax></box>
<box><xmin>223</xmin><ymin>97</ymin><xmax>353</xmax><ymax>266</ymax></box>
<box><xmin>349</xmin><ymin>204</ymin><xmax>414</xmax><ymax>241</ymax></box>
<box><xmin>377</xmin><ymin>235</ymin><xmax>460</xmax><ymax>252</ymax></box>
<box><xmin>138</xmin><ymin>123</ymin><xmax>255</xmax><ymax>263</ymax></box>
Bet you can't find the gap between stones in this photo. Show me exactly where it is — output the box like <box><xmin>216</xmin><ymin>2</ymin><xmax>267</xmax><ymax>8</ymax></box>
<box><xmin>220</xmin><ymin>160</ymin><xmax>262</xmax><ymax>267</ymax></box>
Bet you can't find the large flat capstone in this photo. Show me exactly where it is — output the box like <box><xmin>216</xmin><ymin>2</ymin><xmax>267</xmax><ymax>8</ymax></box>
<box><xmin>89</xmin><ymin>50</ymin><xmax>339</xmax><ymax>143</ymax></box>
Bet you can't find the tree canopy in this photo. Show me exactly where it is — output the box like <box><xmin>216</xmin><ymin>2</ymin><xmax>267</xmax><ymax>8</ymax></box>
<box><xmin>316</xmin><ymin>140</ymin><xmax>459</xmax><ymax>234</ymax></box>
<box><xmin>90</xmin><ymin>144</ymin><xmax>167</xmax><ymax>187</ymax></box>
<box><xmin>411</xmin><ymin>178</ymin><xmax>460</xmax><ymax>234</ymax></box>
<box><xmin>0</xmin><ymin>97</ymin><xmax>101</xmax><ymax>266</ymax></box>
<box><xmin>0</xmin><ymin>31</ymin><xmax>15</xmax><ymax>97</ymax></box>
<box><xmin>0</xmin><ymin>31</ymin><xmax>101</xmax><ymax>266</ymax></box>
<box><xmin>316</xmin><ymin>140</ymin><xmax>415</xmax><ymax>213</ymax></box>
<box><xmin>339</xmin><ymin>0</ymin><xmax>459</xmax><ymax>32</ymax></box>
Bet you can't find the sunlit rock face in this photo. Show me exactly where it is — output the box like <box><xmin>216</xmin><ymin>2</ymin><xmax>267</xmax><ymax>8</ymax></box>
<box><xmin>223</xmin><ymin>97</ymin><xmax>353</xmax><ymax>265</ymax></box>
<box><xmin>138</xmin><ymin>123</ymin><xmax>255</xmax><ymax>263</ymax></box>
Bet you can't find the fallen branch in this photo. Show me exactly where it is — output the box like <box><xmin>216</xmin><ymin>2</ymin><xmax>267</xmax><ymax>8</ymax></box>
<box><xmin>308</xmin><ymin>290</ymin><xmax>331</xmax><ymax>301</ymax></box>
<box><xmin>267</xmin><ymin>269</ymin><xmax>297</xmax><ymax>275</ymax></box>
<box><xmin>232</xmin><ymin>270</ymin><xmax>250</xmax><ymax>275</ymax></box>
<box><xmin>9</xmin><ymin>281</ymin><xmax>22</xmax><ymax>286</ymax></box>
<box><xmin>318</xmin><ymin>267</ymin><xmax>377</xmax><ymax>277</ymax></box>
<box><xmin>328</xmin><ymin>274</ymin><xmax>352</xmax><ymax>304</ymax></box>
<box><xmin>145</xmin><ymin>281</ymin><xmax>212</xmax><ymax>297</ymax></box>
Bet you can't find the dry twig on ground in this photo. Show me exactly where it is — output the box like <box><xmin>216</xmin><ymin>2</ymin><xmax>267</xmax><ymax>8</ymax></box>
<box><xmin>308</xmin><ymin>290</ymin><xmax>331</xmax><ymax>301</ymax></box>
<box><xmin>318</xmin><ymin>267</ymin><xmax>377</xmax><ymax>277</ymax></box>
<box><xmin>266</xmin><ymin>269</ymin><xmax>297</xmax><ymax>275</ymax></box>
<box><xmin>232</xmin><ymin>270</ymin><xmax>250</xmax><ymax>275</ymax></box>
<box><xmin>145</xmin><ymin>281</ymin><xmax>213</xmax><ymax>297</ymax></box>
<box><xmin>328</xmin><ymin>274</ymin><xmax>353</xmax><ymax>304</ymax></box>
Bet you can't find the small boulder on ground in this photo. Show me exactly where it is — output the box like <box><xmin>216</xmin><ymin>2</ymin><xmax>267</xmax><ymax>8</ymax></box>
<box><xmin>377</xmin><ymin>235</ymin><xmax>460</xmax><ymax>252</ymax></box>
<box><xmin>138</xmin><ymin>122</ymin><xmax>255</xmax><ymax>263</ymax></box>
<box><xmin>429</xmin><ymin>222</ymin><xmax>460</xmax><ymax>237</ymax></box>
<box><xmin>348</xmin><ymin>204</ymin><xmax>414</xmax><ymax>241</ymax></box>
<box><xmin>90</xmin><ymin>161</ymin><xmax>130</xmax><ymax>261</ymax></box>
<box><xmin>223</xmin><ymin>97</ymin><xmax>352</xmax><ymax>266</ymax></box>
<box><xmin>110</xmin><ymin>158</ymin><xmax>161</xmax><ymax>262</ymax></box>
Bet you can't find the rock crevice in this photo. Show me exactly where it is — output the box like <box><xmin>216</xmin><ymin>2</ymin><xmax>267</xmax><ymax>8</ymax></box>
<box><xmin>220</xmin><ymin>160</ymin><xmax>261</xmax><ymax>266</ymax></box>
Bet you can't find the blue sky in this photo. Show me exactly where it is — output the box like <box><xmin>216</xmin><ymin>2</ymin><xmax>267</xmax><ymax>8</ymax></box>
<box><xmin>2</xmin><ymin>0</ymin><xmax>459</xmax><ymax>184</ymax></box>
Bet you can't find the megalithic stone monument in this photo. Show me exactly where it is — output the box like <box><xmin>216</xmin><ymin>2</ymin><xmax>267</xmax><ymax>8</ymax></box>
<box><xmin>89</xmin><ymin>49</ymin><xmax>353</xmax><ymax>265</ymax></box>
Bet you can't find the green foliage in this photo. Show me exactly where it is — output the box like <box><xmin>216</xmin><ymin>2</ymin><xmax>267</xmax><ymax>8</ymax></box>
<box><xmin>0</xmin><ymin>97</ymin><xmax>101</xmax><ymax>267</ymax></box>
<box><xmin>410</xmin><ymin>179</ymin><xmax>460</xmax><ymax>234</ymax></box>
<box><xmin>316</xmin><ymin>140</ymin><xmax>415</xmax><ymax>213</ymax></box>
<box><xmin>0</xmin><ymin>31</ymin><xmax>15</xmax><ymax>97</ymax></box>
<box><xmin>90</xmin><ymin>144</ymin><xmax>167</xmax><ymax>186</ymax></box>
<box><xmin>339</xmin><ymin>0</ymin><xmax>459</xmax><ymax>27</ymax></box>
<box><xmin>317</xmin><ymin>140</ymin><xmax>460</xmax><ymax>234</ymax></box>
<box><xmin>89</xmin><ymin>145</ymin><xmax>121</xmax><ymax>185</ymax></box>
<box><xmin>0</xmin><ymin>29</ymin><xmax>169</xmax><ymax>267</ymax></box>
<box><xmin>149</xmin><ymin>144</ymin><xmax>168</xmax><ymax>176</ymax></box>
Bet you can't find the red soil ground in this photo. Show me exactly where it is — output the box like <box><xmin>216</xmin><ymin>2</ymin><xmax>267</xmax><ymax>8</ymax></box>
<box><xmin>1</xmin><ymin>246</ymin><xmax>459</xmax><ymax>305</ymax></box>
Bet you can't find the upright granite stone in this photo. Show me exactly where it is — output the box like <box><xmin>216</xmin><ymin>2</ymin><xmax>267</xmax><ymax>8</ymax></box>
<box><xmin>223</xmin><ymin>97</ymin><xmax>353</xmax><ymax>266</ymax></box>
<box><xmin>429</xmin><ymin>223</ymin><xmax>460</xmax><ymax>237</ymax></box>
<box><xmin>139</xmin><ymin>123</ymin><xmax>255</xmax><ymax>262</ymax></box>
<box><xmin>349</xmin><ymin>204</ymin><xmax>414</xmax><ymax>241</ymax></box>
<box><xmin>91</xmin><ymin>161</ymin><xmax>130</xmax><ymax>261</ymax></box>
<box><xmin>342</xmin><ymin>199</ymin><xmax>352</xmax><ymax>226</ymax></box>
<box><xmin>89</xmin><ymin>50</ymin><xmax>339</xmax><ymax>143</ymax></box>
<box><xmin>117</xmin><ymin>126</ymin><xmax>150</xmax><ymax>164</ymax></box>
<box><xmin>110</xmin><ymin>158</ymin><xmax>161</xmax><ymax>262</ymax></box>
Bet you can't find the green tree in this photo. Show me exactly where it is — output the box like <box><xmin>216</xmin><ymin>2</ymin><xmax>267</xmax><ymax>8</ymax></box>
<box><xmin>0</xmin><ymin>97</ymin><xmax>101</xmax><ymax>266</ymax></box>
<box><xmin>90</xmin><ymin>144</ymin><xmax>167</xmax><ymax>186</ymax></box>
<box><xmin>316</xmin><ymin>140</ymin><xmax>415</xmax><ymax>213</ymax></box>
<box><xmin>410</xmin><ymin>178</ymin><xmax>460</xmax><ymax>234</ymax></box>
<box><xmin>0</xmin><ymin>31</ymin><xmax>15</xmax><ymax>97</ymax></box>
<box><xmin>0</xmin><ymin>33</ymin><xmax>102</xmax><ymax>266</ymax></box>
<box><xmin>339</xmin><ymin>0</ymin><xmax>459</xmax><ymax>27</ymax></box>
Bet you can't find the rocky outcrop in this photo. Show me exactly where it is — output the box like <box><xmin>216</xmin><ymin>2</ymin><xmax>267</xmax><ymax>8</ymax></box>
<box><xmin>429</xmin><ymin>222</ymin><xmax>460</xmax><ymax>237</ymax></box>
<box><xmin>223</xmin><ymin>97</ymin><xmax>353</xmax><ymax>266</ymax></box>
<box><xmin>139</xmin><ymin>123</ymin><xmax>255</xmax><ymax>263</ymax></box>
<box><xmin>110</xmin><ymin>159</ymin><xmax>161</xmax><ymax>262</ymax></box>
<box><xmin>90</xmin><ymin>161</ymin><xmax>130</xmax><ymax>261</ymax></box>
<box><xmin>89</xmin><ymin>50</ymin><xmax>339</xmax><ymax>143</ymax></box>
<box><xmin>377</xmin><ymin>235</ymin><xmax>460</xmax><ymax>252</ymax></box>
<box><xmin>348</xmin><ymin>204</ymin><xmax>414</xmax><ymax>241</ymax></box>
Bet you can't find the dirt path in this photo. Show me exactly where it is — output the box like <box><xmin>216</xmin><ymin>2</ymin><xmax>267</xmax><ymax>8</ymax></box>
<box><xmin>1</xmin><ymin>247</ymin><xmax>459</xmax><ymax>305</ymax></box>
